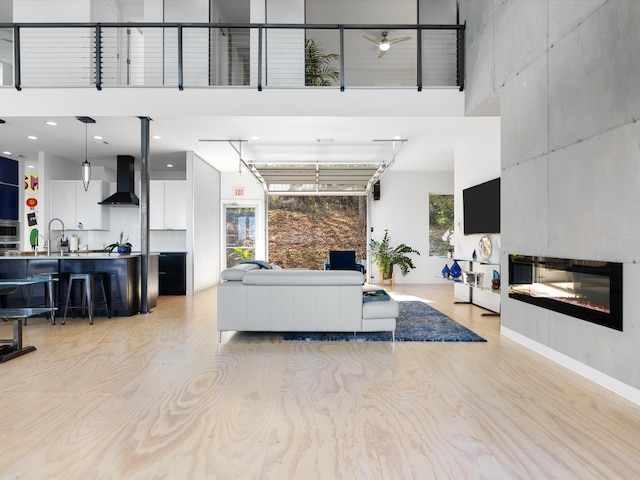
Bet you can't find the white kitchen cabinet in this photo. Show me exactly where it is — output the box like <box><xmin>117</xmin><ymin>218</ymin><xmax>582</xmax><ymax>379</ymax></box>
<box><xmin>51</xmin><ymin>180</ymin><xmax>109</xmax><ymax>230</ymax></box>
<box><xmin>149</xmin><ymin>181</ymin><xmax>165</xmax><ymax>229</ymax></box>
<box><xmin>150</xmin><ymin>180</ymin><xmax>187</xmax><ymax>230</ymax></box>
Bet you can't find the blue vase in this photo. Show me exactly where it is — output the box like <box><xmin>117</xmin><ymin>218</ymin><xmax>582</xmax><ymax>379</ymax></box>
<box><xmin>117</xmin><ymin>245</ymin><xmax>131</xmax><ymax>254</ymax></box>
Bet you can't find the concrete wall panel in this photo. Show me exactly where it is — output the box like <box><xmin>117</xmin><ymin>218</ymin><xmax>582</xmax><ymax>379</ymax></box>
<box><xmin>494</xmin><ymin>0</ymin><xmax>548</xmax><ymax>88</ymax></box>
<box><xmin>548</xmin><ymin>0</ymin><xmax>607</xmax><ymax>46</ymax></box>
<box><xmin>464</xmin><ymin>16</ymin><xmax>500</xmax><ymax>116</ymax></box>
<box><xmin>547</xmin><ymin>122</ymin><xmax>640</xmax><ymax>263</ymax></box>
<box><xmin>549</xmin><ymin>0</ymin><xmax>640</xmax><ymax>151</ymax></box>
<box><xmin>501</xmin><ymin>293</ymin><xmax>554</xmax><ymax>343</ymax></box>
<box><xmin>459</xmin><ymin>0</ymin><xmax>503</xmax><ymax>45</ymax></box>
<box><xmin>501</xmin><ymin>54</ymin><xmax>548</xmax><ymax>168</ymax></box>
<box><xmin>500</xmin><ymin>155</ymin><xmax>548</xmax><ymax>258</ymax></box>
<box><xmin>464</xmin><ymin>0</ymin><xmax>640</xmax><ymax>392</ymax></box>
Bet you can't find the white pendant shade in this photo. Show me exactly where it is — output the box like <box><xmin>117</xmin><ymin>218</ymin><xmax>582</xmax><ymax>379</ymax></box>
<box><xmin>81</xmin><ymin>159</ymin><xmax>91</xmax><ymax>191</ymax></box>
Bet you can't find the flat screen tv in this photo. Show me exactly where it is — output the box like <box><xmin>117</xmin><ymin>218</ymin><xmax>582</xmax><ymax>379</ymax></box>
<box><xmin>463</xmin><ymin>177</ymin><xmax>500</xmax><ymax>235</ymax></box>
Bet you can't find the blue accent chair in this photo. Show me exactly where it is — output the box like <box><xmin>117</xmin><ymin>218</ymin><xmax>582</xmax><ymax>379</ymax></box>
<box><xmin>324</xmin><ymin>250</ymin><xmax>366</xmax><ymax>274</ymax></box>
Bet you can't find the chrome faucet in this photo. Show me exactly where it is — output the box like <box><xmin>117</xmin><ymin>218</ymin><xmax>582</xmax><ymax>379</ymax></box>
<box><xmin>47</xmin><ymin>218</ymin><xmax>65</xmax><ymax>255</ymax></box>
<box><xmin>34</xmin><ymin>234</ymin><xmax>45</xmax><ymax>256</ymax></box>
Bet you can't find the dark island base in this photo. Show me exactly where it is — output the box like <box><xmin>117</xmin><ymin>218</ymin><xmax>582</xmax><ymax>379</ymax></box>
<box><xmin>0</xmin><ymin>255</ymin><xmax>158</xmax><ymax>317</ymax></box>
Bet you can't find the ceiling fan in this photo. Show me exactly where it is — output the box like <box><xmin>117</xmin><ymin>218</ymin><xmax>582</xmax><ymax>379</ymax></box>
<box><xmin>363</xmin><ymin>31</ymin><xmax>412</xmax><ymax>58</ymax></box>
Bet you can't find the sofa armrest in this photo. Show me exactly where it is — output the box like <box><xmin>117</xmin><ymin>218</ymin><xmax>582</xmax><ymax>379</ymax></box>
<box><xmin>221</xmin><ymin>263</ymin><xmax>260</xmax><ymax>281</ymax></box>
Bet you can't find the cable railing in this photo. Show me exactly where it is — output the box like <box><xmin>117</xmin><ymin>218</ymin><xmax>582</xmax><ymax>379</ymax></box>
<box><xmin>0</xmin><ymin>22</ymin><xmax>464</xmax><ymax>91</ymax></box>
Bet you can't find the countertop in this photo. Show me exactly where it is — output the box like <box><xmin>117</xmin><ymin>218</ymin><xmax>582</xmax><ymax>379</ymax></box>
<box><xmin>0</xmin><ymin>252</ymin><xmax>159</xmax><ymax>260</ymax></box>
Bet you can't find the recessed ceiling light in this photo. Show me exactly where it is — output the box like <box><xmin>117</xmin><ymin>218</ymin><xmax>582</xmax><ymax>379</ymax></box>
<box><xmin>250</xmin><ymin>136</ymin><xmax>260</xmax><ymax>140</ymax></box>
<box><xmin>166</xmin><ymin>164</ymin><xmax>174</xmax><ymax>168</ymax></box>
<box><xmin>2</xmin><ymin>151</ymin><xmax>11</xmax><ymax>155</ymax></box>
<box><xmin>152</xmin><ymin>135</ymin><xmax>162</xmax><ymax>140</ymax></box>
<box><xmin>27</xmin><ymin>135</ymin><xmax>38</xmax><ymax>140</ymax></box>
<box><xmin>393</xmin><ymin>135</ymin><xmax>403</xmax><ymax>140</ymax></box>
<box><xmin>93</xmin><ymin>135</ymin><xmax>103</xmax><ymax>140</ymax></box>
<box><xmin>45</xmin><ymin>121</ymin><xmax>58</xmax><ymax>126</ymax></box>
<box><xmin>27</xmin><ymin>164</ymin><xmax>35</xmax><ymax>169</ymax></box>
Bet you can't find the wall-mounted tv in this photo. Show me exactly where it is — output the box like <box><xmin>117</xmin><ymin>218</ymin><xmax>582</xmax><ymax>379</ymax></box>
<box><xmin>463</xmin><ymin>177</ymin><xmax>500</xmax><ymax>235</ymax></box>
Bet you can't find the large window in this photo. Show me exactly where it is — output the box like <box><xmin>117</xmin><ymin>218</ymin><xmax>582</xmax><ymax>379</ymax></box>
<box><xmin>268</xmin><ymin>196</ymin><xmax>367</xmax><ymax>269</ymax></box>
<box><xmin>429</xmin><ymin>193</ymin><xmax>454</xmax><ymax>256</ymax></box>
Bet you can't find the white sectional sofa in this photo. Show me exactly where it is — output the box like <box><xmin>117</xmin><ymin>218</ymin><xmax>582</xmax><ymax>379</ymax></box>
<box><xmin>217</xmin><ymin>263</ymin><xmax>398</xmax><ymax>341</ymax></box>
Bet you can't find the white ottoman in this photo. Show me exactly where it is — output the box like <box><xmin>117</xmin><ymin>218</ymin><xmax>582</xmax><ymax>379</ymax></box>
<box><xmin>362</xmin><ymin>296</ymin><xmax>399</xmax><ymax>341</ymax></box>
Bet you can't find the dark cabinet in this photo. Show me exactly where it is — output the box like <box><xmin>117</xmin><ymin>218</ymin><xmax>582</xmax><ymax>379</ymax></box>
<box><xmin>158</xmin><ymin>252</ymin><xmax>186</xmax><ymax>295</ymax></box>
<box><xmin>0</xmin><ymin>157</ymin><xmax>19</xmax><ymax>221</ymax></box>
<box><xmin>0</xmin><ymin>156</ymin><xmax>18</xmax><ymax>185</ymax></box>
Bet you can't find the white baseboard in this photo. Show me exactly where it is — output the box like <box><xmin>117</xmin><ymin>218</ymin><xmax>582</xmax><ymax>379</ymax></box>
<box><xmin>500</xmin><ymin>326</ymin><xmax>640</xmax><ymax>406</ymax></box>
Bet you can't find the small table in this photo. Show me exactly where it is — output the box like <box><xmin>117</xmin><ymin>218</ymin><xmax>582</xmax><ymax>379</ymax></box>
<box><xmin>0</xmin><ymin>279</ymin><xmax>58</xmax><ymax>363</ymax></box>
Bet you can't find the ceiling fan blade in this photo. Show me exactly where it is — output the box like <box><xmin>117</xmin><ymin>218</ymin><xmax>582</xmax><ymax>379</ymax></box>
<box><xmin>377</xmin><ymin>49</ymin><xmax>387</xmax><ymax>59</ymax></box>
<box><xmin>363</xmin><ymin>35</ymin><xmax>379</xmax><ymax>46</ymax></box>
<box><xmin>389</xmin><ymin>36</ymin><xmax>412</xmax><ymax>44</ymax></box>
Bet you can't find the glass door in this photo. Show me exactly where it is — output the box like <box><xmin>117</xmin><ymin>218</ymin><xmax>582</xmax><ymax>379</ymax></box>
<box><xmin>224</xmin><ymin>206</ymin><xmax>256</xmax><ymax>268</ymax></box>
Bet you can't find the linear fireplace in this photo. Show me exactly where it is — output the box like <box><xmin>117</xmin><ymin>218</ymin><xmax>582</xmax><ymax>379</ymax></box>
<box><xmin>508</xmin><ymin>255</ymin><xmax>623</xmax><ymax>331</ymax></box>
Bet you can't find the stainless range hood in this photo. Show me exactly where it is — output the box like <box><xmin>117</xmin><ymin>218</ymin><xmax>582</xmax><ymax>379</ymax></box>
<box><xmin>99</xmin><ymin>155</ymin><xmax>140</xmax><ymax>206</ymax></box>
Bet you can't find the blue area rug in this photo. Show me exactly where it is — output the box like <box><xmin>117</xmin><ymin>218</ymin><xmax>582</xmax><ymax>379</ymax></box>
<box><xmin>282</xmin><ymin>301</ymin><xmax>486</xmax><ymax>342</ymax></box>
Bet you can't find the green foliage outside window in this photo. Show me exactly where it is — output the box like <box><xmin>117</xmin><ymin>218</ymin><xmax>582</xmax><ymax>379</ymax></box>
<box><xmin>429</xmin><ymin>194</ymin><xmax>454</xmax><ymax>256</ymax></box>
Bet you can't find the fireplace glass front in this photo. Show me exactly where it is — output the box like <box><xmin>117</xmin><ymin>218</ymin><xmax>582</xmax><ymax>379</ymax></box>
<box><xmin>508</xmin><ymin>255</ymin><xmax>622</xmax><ymax>331</ymax></box>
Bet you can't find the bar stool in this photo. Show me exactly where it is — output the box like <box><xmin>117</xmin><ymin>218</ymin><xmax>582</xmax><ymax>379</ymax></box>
<box><xmin>26</xmin><ymin>272</ymin><xmax>65</xmax><ymax>325</ymax></box>
<box><xmin>62</xmin><ymin>272</ymin><xmax>111</xmax><ymax>325</ymax></box>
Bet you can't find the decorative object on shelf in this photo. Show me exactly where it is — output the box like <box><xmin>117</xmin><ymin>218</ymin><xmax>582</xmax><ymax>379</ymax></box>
<box><xmin>442</xmin><ymin>261</ymin><xmax>463</xmax><ymax>281</ymax></box>
<box><xmin>491</xmin><ymin>270</ymin><xmax>501</xmax><ymax>290</ymax></box>
<box><xmin>441</xmin><ymin>264</ymin><xmax>451</xmax><ymax>277</ymax></box>
<box><xmin>76</xmin><ymin>116</ymin><xmax>95</xmax><ymax>192</ymax></box>
<box><xmin>463</xmin><ymin>271</ymin><xmax>484</xmax><ymax>287</ymax></box>
<box><xmin>449</xmin><ymin>260</ymin><xmax>462</xmax><ymax>278</ymax></box>
<box><xmin>478</xmin><ymin>235</ymin><xmax>492</xmax><ymax>262</ymax></box>
<box><xmin>472</xmin><ymin>249</ymin><xmax>477</xmax><ymax>260</ymax></box>
<box><xmin>105</xmin><ymin>231</ymin><xmax>132</xmax><ymax>254</ymax></box>
<box><xmin>369</xmin><ymin>229</ymin><xmax>420</xmax><ymax>280</ymax></box>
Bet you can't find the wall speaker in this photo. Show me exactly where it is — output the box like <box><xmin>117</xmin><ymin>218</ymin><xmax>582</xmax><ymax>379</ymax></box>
<box><xmin>373</xmin><ymin>181</ymin><xmax>381</xmax><ymax>200</ymax></box>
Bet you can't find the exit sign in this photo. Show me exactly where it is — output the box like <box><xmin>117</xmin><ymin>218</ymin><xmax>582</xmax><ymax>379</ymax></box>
<box><xmin>234</xmin><ymin>187</ymin><xmax>244</xmax><ymax>197</ymax></box>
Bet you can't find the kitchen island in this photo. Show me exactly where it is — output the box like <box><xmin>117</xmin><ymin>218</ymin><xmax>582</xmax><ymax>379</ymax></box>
<box><xmin>0</xmin><ymin>253</ymin><xmax>158</xmax><ymax>317</ymax></box>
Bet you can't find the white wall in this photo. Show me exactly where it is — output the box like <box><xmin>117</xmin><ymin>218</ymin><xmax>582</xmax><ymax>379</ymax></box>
<box><xmin>306</xmin><ymin>0</ymin><xmax>416</xmax><ymax>23</ymax></box>
<box><xmin>13</xmin><ymin>0</ymin><xmax>90</xmax><ymax>21</ymax></box>
<box><xmin>368</xmin><ymin>170</ymin><xmax>453</xmax><ymax>284</ymax></box>
<box><xmin>187</xmin><ymin>152</ymin><xmax>221</xmax><ymax>294</ymax></box>
<box><xmin>452</xmin><ymin>117</ymin><xmax>501</xmax><ymax>311</ymax></box>
<box><xmin>453</xmin><ymin>118</ymin><xmax>501</xmax><ymax>261</ymax></box>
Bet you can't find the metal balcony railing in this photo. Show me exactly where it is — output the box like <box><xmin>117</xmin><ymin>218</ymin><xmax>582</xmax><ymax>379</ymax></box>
<box><xmin>0</xmin><ymin>22</ymin><xmax>464</xmax><ymax>92</ymax></box>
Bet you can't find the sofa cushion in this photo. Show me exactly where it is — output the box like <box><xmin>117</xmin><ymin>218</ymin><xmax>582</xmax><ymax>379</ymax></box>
<box><xmin>242</xmin><ymin>269</ymin><xmax>364</xmax><ymax>286</ymax></box>
<box><xmin>241</xmin><ymin>260</ymin><xmax>272</xmax><ymax>269</ymax></box>
<box><xmin>221</xmin><ymin>263</ymin><xmax>260</xmax><ymax>281</ymax></box>
<box><xmin>362</xmin><ymin>298</ymin><xmax>399</xmax><ymax>319</ymax></box>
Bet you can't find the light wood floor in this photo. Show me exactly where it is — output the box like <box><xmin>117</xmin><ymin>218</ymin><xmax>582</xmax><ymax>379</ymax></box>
<box><xmin>1</xmin><ymin>284</ymin><xmax>639</xmax><ymax>479</ymax></box>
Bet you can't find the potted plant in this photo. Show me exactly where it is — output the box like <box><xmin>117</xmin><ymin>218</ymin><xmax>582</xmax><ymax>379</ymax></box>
<box><xmin>305</xmin><ymin>38</ymin><xmax>340</xmax><ymax>86</ymax></box>
<box><xmin>369</xmin><ymin>229</ymin><xmax>420</xmax><ymax>279</ymax></box>
<box><xmin>105</xmin><ymin>231</ymin><xmax>132</xmax><ymax>254</ymax></box>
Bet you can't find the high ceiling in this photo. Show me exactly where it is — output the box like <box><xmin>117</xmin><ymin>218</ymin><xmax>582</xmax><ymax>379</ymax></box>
<box><xmin>0</xmin><ymin>114</ymin><xmax>496</xmax><ymax>183</ymax></box>
<box><xmin>0</xmin><ymin>1</ymin><xmax>473</xmax><ymax>192</ymax></box>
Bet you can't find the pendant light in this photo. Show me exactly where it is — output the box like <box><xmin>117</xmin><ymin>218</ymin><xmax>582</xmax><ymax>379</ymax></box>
<box><xmin>76</xmin><ymin>116</ymin><xmax>95</xmax><ymax>191</ymax></box>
